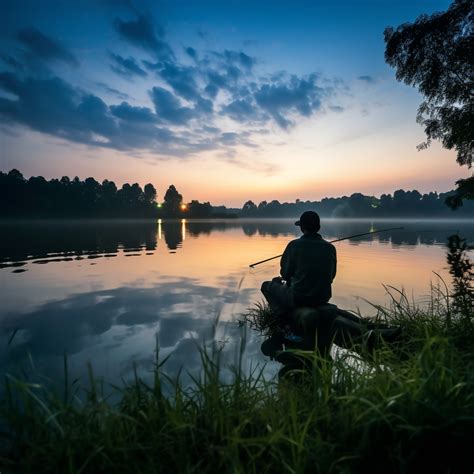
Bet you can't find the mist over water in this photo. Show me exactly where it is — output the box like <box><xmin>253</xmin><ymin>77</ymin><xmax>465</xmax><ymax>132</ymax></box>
<box><xmin>1</xmin><ymin>218</ymin><xmax>473</xmax><ymax>387</ymax></box>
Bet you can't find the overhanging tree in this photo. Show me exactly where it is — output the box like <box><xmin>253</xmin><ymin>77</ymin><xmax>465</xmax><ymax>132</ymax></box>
<box><xmin>384</xmin><ymin>0</ymin><xmax>473</xmax><ymax>208</ymax></box>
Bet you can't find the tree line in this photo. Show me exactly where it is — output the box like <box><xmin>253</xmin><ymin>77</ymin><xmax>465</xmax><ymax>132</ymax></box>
<box><xmin>2</xmin><ymin>169</ymin><xmax>473</xmax><ymax>219</ymax></box>
<box><xmin>0</xmin><ymin>169</ymin><xmax>223</xmax><ymax>218</ymax></box>
<box><xmin>242</xmin><ymin>189</ymin><xmax>474</xmax><ymax>218</ymax></box>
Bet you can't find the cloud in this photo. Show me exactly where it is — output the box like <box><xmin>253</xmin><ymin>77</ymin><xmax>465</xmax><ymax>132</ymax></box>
<box><xmin>220</xmin><ymin>131</ymin><xmax>258</xmax><ymax>149</ymax></box>
<box><xmin>17</xmin><ymin>27</ymin><xmax>78</xmax><ymax>66</ymax></box>
<box><xmin>110</xmin><ymin>101</ymin><xmax>157</xmax><ymax>122</ymax></box>
<box><xmin>253</xmin><ymin>74</ymin><xmax>325</xmax><ymax>128</ymax></box>
<box><xmin>195</xmin><ymin>96</ymin><xmax>213</xmax><ymax>114</ymax></box>
<box><xmin>0</xmin><ymin>70</ymin><xmax>234</xmax><ymax>159</ymax></box>
<box><xmin>95</xmin><ymin>82</ymin><xmax>130</xmax><ymax>100</ymax></box>
<box><xmin>221</xmin><ymin>99</ymin><xmax>263</xmax><ymax>123</ymax></box>
<box><xmin>109</xmin><ymin>53</ymin><xmax>148</xmax><ymax>79</ymax></box>
<box><xmin>158</xmin><ymin>62</ymin><xmax>200</xmax><ymax>101</ymax></box>
<box><xmin>201</xmin><ymin>125</ymin><xmax>220</xmax><ymax>134</ymax></box>
<box><xmin>357</xmin><ymin>75</ymin><xmax>376</xmax><ymax>84</ymax></box>
<box><xmin>0</xmin><ymin>71</ymin><xmax>185</xmax><ymax>154</ymax></box>
<box><xmin>150</xmin><ymin>86</ymin><xmax>196</xmax><ymax>125</ymax></box>
<box><xmin>0</xmin><ymin>72</ymin><xmax>95</xmax><ymax>136</ymax></box>
<box><xmin>224</xmin><ymin>50</ymin><xmax>256</xmax><ymax>70</ymax></box>
<box><xmin>114</xmin><ymin>15</ymin><xmax>174</xmax><ymax>61</ymax></box>
<box><xmin>1</xmin><ymin>15</ymin><xmax>345</xmax><ymax>166</ymax></box>
<box><xmin>204</xmin><ymin>71</ymin><xmax>227</xmax><ymax>97</ymax></box>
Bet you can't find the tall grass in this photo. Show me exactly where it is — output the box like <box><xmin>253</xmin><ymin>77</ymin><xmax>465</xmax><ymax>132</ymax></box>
<box><xmin>1</xmin><ymin>279</ymin><xmax>474</xmax><ymax>474</ymax></box>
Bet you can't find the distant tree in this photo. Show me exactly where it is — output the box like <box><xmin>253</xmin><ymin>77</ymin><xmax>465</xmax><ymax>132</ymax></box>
<box><xmin>257</xmin><ymin>201</ymin><xmax>268</xmax><ymax>213</ymax></box>
<box><xmin>163</xmin><ymin>185</ymin><xmax>183</xmax><ymax>216</ymax></box>
<box><xmin>265</xmin><ymin>200</ymin><xmax>282</xmax><ymax>217</ymax></box>
<box><xmin>130</xmin><ymin>183</ymin><xmax>144</xmax><ymax>203</ymax></box>
<box><xmin>348</xmin><ymin>193</ymin><xmax>373</xmax><ymax>216</ymax></box>
<box><xmin>8</xmin><ymin>169</ymin><xmax>24</xmax><ymax>180</ymax></box>
<box><xmin>1</xmin><ymin>169</ymin><xmax>25</xmax><ymax>216</ymax></box>
<box><xmin>380</xmin><ymin>193</ymin><xmax>393</xmax><ymax>211</ymax></box>
<box><xmin>187</xmin><ymin>200</ymin><xmax>212</xmax><ymax>217</ymax></box>
<box><xmin>242</xmin><ymin>200</ymin><xmax>257</xmax><ymax>216</ymax></box>
<box><xmin>384</xmin><ymin>0</ymin><xmax>473</xmax><ymax>207</ymax></box>
<box><xmin>144</xmin><ymin>183</ymin><xmax>157</xmax><ymax>204</ymax></box>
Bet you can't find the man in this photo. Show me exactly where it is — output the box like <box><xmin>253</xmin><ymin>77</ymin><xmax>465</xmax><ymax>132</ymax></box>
<box><xmin>260</xmin><ymin>212</ymin><xmax>401</xmax><ymax>368</ymax></box>
<box><xmin>261</xmin><ymin>210</ymin><xmax>336</xmax><ymax>316</ymax></box>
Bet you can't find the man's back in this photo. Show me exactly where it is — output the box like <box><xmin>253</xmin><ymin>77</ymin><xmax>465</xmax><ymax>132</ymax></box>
<box><xmin>280</xmin><ymin>232</ymin><xmax>337</xmax><ymax>306</ymax></box>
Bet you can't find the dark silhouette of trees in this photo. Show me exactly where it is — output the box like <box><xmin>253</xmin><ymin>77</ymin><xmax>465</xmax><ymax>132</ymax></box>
<box><xmin>2</xmin><ymin>168</ymin><xmax>473</xmax><ymax>219</ymax></box>
<box><xmin>0</xmin><ymin>170</ymin><xmax>159</xmax><ymax>218</ymax></box>
<box><xmin>187</xmin><ymin>200</ymin><xmax>213</xmax><ymax>218</ymax></box>
<box><xmin>242</xmin><ymin>200</ymin><xmax>257</xmax><ymax>216</ymax></box>
<box><xmin>239</xmin><ymin>188</ymin><xmax>474</xmax><ymax>218</ymax></box>
<box><xmin>144</xmin><ymin>183</ymin><xmax>157</xmax><ymax>204</ymax></box>
<box><xmin>0</xmin><ymin>169</ymin><xmax>239</xmax><ymax>219</ymax></box>
<box><xmin>384</xmin><ymin>0</ymin><xmax>473</xmax><ymax>208</ymax></box>
<box><xmin>163</xmin><ymin>185</ymin><xmax>183</xmax><ymax>217</ymax></box>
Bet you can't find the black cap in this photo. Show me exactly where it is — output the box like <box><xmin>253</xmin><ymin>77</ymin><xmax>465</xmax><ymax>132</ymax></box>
<box><xmin>295</xmin><ymin>211</ymin><xmax>320</xmax><ymax>231</ymax></box>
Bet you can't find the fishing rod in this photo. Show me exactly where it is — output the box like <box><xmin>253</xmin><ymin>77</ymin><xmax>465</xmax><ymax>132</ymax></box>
<box><xmin>249</xmin><ymin>226</ymin><xmax>404</xmax><ymax>268</ymax></box>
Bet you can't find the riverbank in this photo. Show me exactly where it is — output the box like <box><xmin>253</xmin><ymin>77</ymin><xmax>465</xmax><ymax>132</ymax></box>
<box><xmin>1</xmin><ymin>286</ymin><xmax>473</xmax><ymax>474</ymax></box>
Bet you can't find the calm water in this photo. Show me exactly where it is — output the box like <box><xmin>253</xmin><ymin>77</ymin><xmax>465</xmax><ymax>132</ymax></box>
<box><xmin>1</xmin><ymin>218</ymin><xmax>473</xmax><ymax>386</ymax></box>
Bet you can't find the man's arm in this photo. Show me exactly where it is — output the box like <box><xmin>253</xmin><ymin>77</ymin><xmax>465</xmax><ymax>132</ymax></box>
<box><xmin>280</xmin><ymin>242</ymin><xmax>294</xmax><ymax>281</ymax></box>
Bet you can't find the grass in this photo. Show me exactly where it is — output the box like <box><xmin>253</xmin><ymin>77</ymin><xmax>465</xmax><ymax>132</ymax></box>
<box><xmin>1</xmin><ymin>284</ymin><xmax>474</xmax><ymax>474</ymax></box>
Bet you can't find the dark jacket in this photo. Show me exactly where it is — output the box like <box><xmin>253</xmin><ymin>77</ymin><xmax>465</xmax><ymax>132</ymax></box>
<box><xmin>280</xmin><ymin>232</ymin><xmax>337</xmax><ymax>306</ymax></box>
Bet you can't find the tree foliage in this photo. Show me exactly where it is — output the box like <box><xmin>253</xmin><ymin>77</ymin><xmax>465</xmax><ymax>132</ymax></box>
<box><xmin>384</xmin><ymin>0</ymin><xmax>473</xmax><ymax>168</ymax></box>
<box><xmin>0</xmin><ymin>170</ymin><xmax>160</xmax><ymax>218</ymax></box>
<box><xmin>445</xmin><ymin>175</ymin><xmax>474</xmax><ymax>209</ymax></box>
<box><xmin>163</xmin><ymin>185</ymin><xmax>183</xmax><ymax>216</ymax></box>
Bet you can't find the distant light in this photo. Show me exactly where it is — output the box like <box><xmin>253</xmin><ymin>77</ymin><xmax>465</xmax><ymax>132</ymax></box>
<box><xmin>157</xmin><ymin>203</ymin><xmax>162</xmax><ymax>208</ymax></box>
<box><xmin>181</xmin><ymin>204</ymin><xmax>187</xmax><ymax>211</ymax></box>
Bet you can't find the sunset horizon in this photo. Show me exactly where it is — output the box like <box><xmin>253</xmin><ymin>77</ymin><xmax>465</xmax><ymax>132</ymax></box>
<box><xmin>1</xmin><ymin>0</ymin><xmax>470</xmax><ymax>208</ymax></box>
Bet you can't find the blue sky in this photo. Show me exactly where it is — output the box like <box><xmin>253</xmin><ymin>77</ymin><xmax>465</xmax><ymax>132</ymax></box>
<box><xmin>0</xmin><ymin>0</ymin><xmax>467</xmax><ymax>206</ymax></box>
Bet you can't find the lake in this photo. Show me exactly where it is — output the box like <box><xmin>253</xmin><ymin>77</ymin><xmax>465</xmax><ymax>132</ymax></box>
<box><xmin>1</xmin><ymin>218</ymin><xmax>473</xmax><ymax>387</ymax></box>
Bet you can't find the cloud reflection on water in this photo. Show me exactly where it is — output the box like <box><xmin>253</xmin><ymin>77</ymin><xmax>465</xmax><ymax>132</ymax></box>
<box><xmin>1</xmin><ymin>275</ymin><xmax>262</xmax><ymax>387</ymax></box>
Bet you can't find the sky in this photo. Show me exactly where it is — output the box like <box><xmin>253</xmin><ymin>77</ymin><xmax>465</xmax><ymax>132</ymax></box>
<box><xmin>0</xmin><ymin>0</ymin><xmax>469</xmax><ymax>207</ymax></box>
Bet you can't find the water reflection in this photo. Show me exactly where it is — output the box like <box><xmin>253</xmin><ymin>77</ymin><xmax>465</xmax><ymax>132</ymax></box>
<box><xmin>0</xmin><ymin>220</ymin><xmax>158</xmax><ymax>268</ymax></box>
<box><xmin>1</xmin><ymin>218</ymin><xmax>472</xmax><ymax>388</ymax></box>
<box><xmin>162</xmin><ymin>220</ymin><xmax>183</xmax><ymax>252</ymax></box>
<box><xmin>1</xmin><ymin>275</ymin><xmax>260</xmax><ymax>387</ymax></box>
<box><xmin>2</xmin><ymin>219</ymin><xmax>472</xmax><ymax>270</ymax></box>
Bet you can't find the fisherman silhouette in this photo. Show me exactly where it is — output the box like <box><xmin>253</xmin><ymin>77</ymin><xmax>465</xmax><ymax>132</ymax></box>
<box><xmin>261</xmin><ymin>211</ymin><xmax>336</xmax><ymax>315</ymax></box>
<box><xmin>260</xmin><ymin>211</ymin><xmax>401</xmax><ymax>375</ymax></box>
